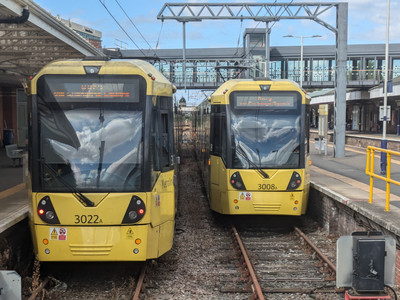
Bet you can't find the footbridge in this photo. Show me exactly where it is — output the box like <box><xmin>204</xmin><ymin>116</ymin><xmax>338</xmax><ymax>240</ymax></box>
<box><xmin>104</xmin><ymin>42</ymin><xmax>400</xmax><ymax>90</ymax></box>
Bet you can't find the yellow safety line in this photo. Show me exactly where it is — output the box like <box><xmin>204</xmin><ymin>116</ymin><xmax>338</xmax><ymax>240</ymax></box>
<box><xmin>0</xmin><ymin>183</ymin><xmax>25</xmax><ymax>200</ymax></box>
<box><xmin>311</xmin><ymin>165</ymin><xmax>400</xmax><ymax>201</ymax></box>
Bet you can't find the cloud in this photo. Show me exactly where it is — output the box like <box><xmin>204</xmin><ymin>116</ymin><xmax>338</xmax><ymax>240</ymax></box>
<box><xmin>36</xmin><ymin>0</ymin><xmax>400</xmax><ymax>50</ymax></box>
<box><xmin>345</xmin><ymin>0</ymin><xmax>400</xmax><ymax>43</ymax></box>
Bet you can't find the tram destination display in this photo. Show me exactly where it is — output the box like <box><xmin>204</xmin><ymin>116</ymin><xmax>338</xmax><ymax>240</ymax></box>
<box><xmin>234</xmin><ymin>92</ymin><xmax>297</xmax><ymax>109</ymax></box>
<box><xmin>39</xmin><ymin>75</ymin><xmax>140</xmax><ymax>102</ymax></box>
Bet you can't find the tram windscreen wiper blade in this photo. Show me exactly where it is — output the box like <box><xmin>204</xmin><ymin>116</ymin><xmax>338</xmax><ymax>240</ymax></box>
<box><xmin>73</xmin><ymin>191</ymin><xmax>95</xmax><ymax>207</ymax></box>
<box><xmin>234</xmin><ymin>144</ymin><xmax>269</xmax><ymax>179</ymax></box>
<box><xmin>41</xmin><ymin>159</ymin><xmax>95</xmax><ymax>207</ymax></box>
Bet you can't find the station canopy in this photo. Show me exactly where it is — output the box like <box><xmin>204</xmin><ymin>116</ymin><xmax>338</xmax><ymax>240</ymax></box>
<box><xmin>0</xmin><ymin>0</ymin><xmax>104</xmax><ymax>87</ymax></box>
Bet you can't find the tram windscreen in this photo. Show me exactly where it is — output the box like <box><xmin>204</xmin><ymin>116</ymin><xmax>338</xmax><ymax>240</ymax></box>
<box><xmin>36</xmin><ymin>75</ymin><xmax>144</xmax><ymax>192</ymax></box>
<box><xmin>230</xmin><ymin>91</ymin><xmax>302</xmax><ymax>169</ymax></box>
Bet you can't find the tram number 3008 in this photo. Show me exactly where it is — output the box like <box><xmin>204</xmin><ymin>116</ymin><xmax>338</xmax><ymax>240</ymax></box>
<box><xmin>258</xmin><ymin>184</ymin><xmax>277</xmax><ymax>190</ymax></box>
<box><xmin>74</xmin><ymin>214</ymin><xmax>103</xmax><ymax>224</ymax></box>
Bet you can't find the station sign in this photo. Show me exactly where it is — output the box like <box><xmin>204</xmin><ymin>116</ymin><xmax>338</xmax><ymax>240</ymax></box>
<box><xmin>379</xmin><ymin>106</ymin><xmax>391</xmax><ymax>121</ymax></box>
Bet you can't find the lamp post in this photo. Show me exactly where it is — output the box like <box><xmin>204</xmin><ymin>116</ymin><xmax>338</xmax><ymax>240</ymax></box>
<box><xmin>283</xmin><ymin>34</ymin><xmax>321</xmax><ymax>87</ymax></box>
<box><xmin>381</xmin><ymin>0</ymin><xmax>390</xmax><ymax>175</ymax></box>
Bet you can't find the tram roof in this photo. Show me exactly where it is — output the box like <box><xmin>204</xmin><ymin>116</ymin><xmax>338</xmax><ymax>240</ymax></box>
<box><xmin>211</xmin><ymin>78</ymin><xmax>304</xmax><ymax>104</ymax></box>
<box><xmin>30</xmin><ymin>58</ymin><xmax>175</xmax><ymax>96</ymax></box>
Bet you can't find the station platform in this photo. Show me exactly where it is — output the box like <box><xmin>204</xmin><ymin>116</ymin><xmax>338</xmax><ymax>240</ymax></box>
<box><xmin>310</xmin><ymin>131</ymin><xmax>400</xmax><ymax>239</ymax></box>
<box><xmin>0</xmin><ymin>147</ymin><xmax>28</xmax><ymax>235</ymax></box>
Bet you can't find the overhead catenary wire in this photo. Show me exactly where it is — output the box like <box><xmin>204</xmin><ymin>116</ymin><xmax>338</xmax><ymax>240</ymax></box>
<box><xmin>114</xmin><ymin>0</ymin><xmax>159</xmax><ymax>59</ymax></box>
<box><xmin>98</xmin><ymin>0</ymin><xmax>148</xmax><ymax>58</ymax></box>
<box><xmin>155</xmin><ymin>20</ymin><xmax>164</xmax><ymax>49</ymax></box>
<box><xmin>233</xmin><ymin>18</ymin><xmax>243</xmax><ymax>56</ymax></box>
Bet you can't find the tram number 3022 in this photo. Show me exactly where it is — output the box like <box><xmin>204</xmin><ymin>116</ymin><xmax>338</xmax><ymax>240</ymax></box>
<box><xmin>74</xmin><ymin>214</ymin><xmax>103</xmax><ymax>224</ymax></box>
<box><xmin>258</xmin><ymin>183</ymin><xmax>277</xmax><ymax>191</ymax></box>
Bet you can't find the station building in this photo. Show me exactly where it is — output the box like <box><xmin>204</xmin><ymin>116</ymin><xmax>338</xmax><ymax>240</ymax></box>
<box><xmin>58</xmin><ymin>16</ymin><xmax>102</xmax><ymax>49</ymax></box>
<box><xmin>309</xmin><ymin>76</ymin><xmax>400</xmax><ymax>134</ymax></box>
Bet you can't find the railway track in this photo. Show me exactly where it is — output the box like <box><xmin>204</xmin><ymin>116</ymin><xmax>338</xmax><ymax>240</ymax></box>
<box><xmin>225</xmin><ymin>225</ymin><xmax>340</xmax><ymax>300</ymax></box>
<box><xmin>26</xmin><ymin>261</ymin><xmax>145</xmax><ymax>299</ymax></box>
<box><xmin>132</xmin><ymin>263</ymin><xmax>147</xmax><ymax>300</ymax></box>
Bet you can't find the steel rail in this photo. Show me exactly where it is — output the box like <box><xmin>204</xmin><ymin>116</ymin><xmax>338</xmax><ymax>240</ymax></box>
<box><xmin>132</xmin><ymin>263</ymin><xmax>147</xmax><ymax>300</ymax></box>
<box><xmin>232</xmin><ymin>225</ymin><xmax>265</xmax><ymax>300</ymax></box>
<box><xmin>294</xmin><ymin>226</ymin><xmax>336</xmax><ymax>273</ymax></box>
<box><xmin>28</xmin><ymin>277</ymin><xmax>50</xmax><ymax>300</ymax></box>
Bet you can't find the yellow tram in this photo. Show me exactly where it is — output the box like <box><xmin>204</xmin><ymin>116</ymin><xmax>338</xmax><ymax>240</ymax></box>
<box><xmin>195</xmin><ymin>78</ymin><xmax>310</xmax><ymax>216</ymax></box>
<box><xmin>28</xmin><ymin>58</ymin><xmax>177</xmax><ymax>261</ymax></box>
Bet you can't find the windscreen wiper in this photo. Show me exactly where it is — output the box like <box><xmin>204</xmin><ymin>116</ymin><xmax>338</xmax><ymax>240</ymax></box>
<box><xmin>96</xmin><ymin>140</ymin><xmax>105</xmax><ymax>188</ymax></box>
<box><xmin>234</xmin><ymin>144</ymin><xmax>269</xmax><ymax>179</ymax></box>
<box><xmin>41</xmin><ymin>159</ymin><xmax>95</xmax><ymax>207</ymax></box>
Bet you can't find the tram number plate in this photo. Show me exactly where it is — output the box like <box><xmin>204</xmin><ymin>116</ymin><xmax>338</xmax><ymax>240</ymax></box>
<box><xmin>74</xmin><ymin>214</ymin><xmax>103</xmax><ymax>224</ymax></box>
<box><xmin>258</xmin><ymin>184</ymin><xmax>277</xmax><ymax>190</ymax></box>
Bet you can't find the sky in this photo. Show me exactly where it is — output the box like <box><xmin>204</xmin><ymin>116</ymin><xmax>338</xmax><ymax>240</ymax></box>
<box><xmin>34</xmin><ymin>0</ymin><xmax>400</xmax><ymax>104</ymax></box>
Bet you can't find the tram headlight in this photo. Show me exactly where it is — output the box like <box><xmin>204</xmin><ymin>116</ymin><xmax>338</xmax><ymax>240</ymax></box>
<box><xmin>37</xmin><ymin>196</ymin><xmax>60</xmax><ymax>224</ymax></box>
<box><xmin>128</xmin><ymin>211</ymin><xmax>138</xmax><ymax>220</ymax></box>
<box><xmin>84</xmin><ymin>66</ymin><xmax>101</xmax><ymax>74</ymax></box>
<box><xmin>45</xmin><ymin>211</ymin><xmax>55</xmax><ymax>220</ymax></box>
<box><xmin>122</xmin><ymin>196</ymin><xmax>146</xmax><ymax>224</ymax></box>
<box><xmin>286</xmin><ymin>171</ymin><xmax>302</xmax><ymax>190</ymax></box>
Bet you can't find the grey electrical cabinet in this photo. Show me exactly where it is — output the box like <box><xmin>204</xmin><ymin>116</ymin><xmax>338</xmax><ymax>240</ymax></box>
<box><xmin>337</xmin><ymin>232</ymin><xmax>395</xmax><ymax>292</ymax></box>
<box><xmin>352</xmin><ymin>237</ymin><xmax>386</xmax><ymax>292</ymax></box>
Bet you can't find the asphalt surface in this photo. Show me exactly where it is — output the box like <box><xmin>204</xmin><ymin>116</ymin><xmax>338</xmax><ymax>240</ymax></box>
<box><xmin>310</xmin><ymin>141</ymin><xmax>400</xmax><ymax>208</ymax></box>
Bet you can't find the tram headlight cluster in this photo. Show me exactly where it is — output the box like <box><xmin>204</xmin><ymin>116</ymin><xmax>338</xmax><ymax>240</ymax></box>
<box><xmin>122</xmin><ymin>195</ymin><xmax>146</xmax><ymax>224</ymax></box>
<box><xmin>37</xmin><ymin>196</ymin><xmax>60</xmax><ymax>224</ymax></box>
<box><xmin>230</xmin><ymin>172</ymin><xmax>246</xmax><ymax>190</ymax></box>
<box><xmin>287</xmin><ymin>171</ymin><xmax>302</xmax><ymax>190</ymax></box>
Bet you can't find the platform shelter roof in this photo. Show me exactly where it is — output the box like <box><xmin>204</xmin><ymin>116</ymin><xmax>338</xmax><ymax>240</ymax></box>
<box><xmin>0</xmin><ymin>0</ymin><xmax>104</xmax><ymax>87</ymax></box>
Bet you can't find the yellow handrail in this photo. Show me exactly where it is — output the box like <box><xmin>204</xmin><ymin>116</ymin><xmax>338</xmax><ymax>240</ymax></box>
<box><xmin>365</xmin><ymin>146</ymin><xmax>400</xmax><ymax>211</ymax></box>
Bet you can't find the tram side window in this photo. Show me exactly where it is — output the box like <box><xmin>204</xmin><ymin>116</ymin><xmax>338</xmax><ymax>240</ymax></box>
<box><xmin>211</xmin><ymin>112</ymin><xmax>221</xmax><ymax>156</ymax></box>
<box><xmin>160</xmin><ymin>112</ymin><xmax>169</xmax><ymax>168</ymax></box>
<box><xmin>151</xmin><ymin>107</ymin><xmax>160</xmax><ymax>184</ymax></box>
<box><xmin>211</xmin><ymin>106</ymin><xmax>227</xmax><ymax>160</ymax></box>
<box><xmin>220</xmin><ymin>115</ymin><xmax>227</xmax><ymax>163</ymax></box>
<box><xmin>152</xmin><ymin>97</ymin><xmax>174</xmax><ymax>176</ymax></box>
<box><xmin>305</xmin><ymin>104</ymin><xmax>310</xmax><ymax>153</ymax></box>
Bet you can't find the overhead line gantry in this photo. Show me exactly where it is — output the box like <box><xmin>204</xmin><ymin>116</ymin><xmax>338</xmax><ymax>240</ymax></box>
<box><xmin>157</xmin><ymin>2</ymin><xmax>348</xmax><ymax>158</ymax></box>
